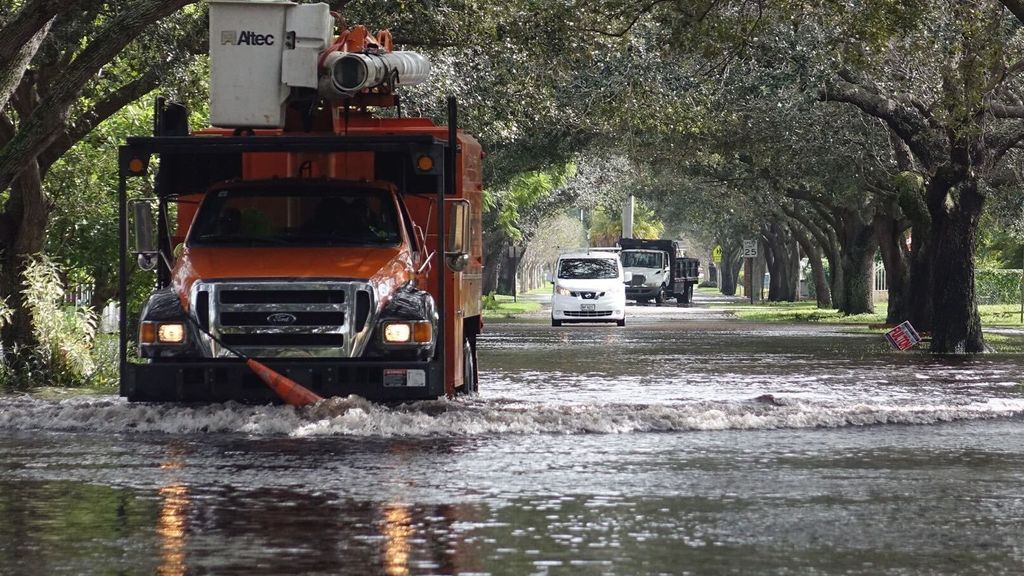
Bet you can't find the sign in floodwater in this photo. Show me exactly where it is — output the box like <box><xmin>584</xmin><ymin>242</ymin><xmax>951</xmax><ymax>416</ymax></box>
<box><xmin>2</xmin><ymin>298</ymin><xmax>1024</xmax><ymax>574</ymax></box>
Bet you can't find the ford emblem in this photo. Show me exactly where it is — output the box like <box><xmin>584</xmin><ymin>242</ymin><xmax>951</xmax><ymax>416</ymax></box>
<box><xmin>267</xmin><ymin>313</ymin><xmax>297</xmax><ymax>325</ymax></box>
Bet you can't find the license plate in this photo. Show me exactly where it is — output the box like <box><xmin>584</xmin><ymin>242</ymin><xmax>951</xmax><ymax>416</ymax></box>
<box><xmin>580</xmin><ymin>303</ymin><xmax>596</xmax><ymax>312</ymax></box>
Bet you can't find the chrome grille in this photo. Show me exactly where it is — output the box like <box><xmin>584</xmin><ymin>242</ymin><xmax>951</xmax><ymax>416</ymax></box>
<box><xmin>192</xmin><ymin>281</ymin><xmax>376</xmax><ymax>359</ymax></box>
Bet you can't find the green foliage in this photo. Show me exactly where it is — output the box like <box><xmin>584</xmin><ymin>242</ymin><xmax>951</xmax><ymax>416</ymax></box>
<box><xmin>977</xmin><ymin>211</ymin><xmax>1024</xmax><ymax>269</ymax></box>
<box><xmin>975</xmin><ymin>269</ymin><xmax>1023</xmax><ymax>305</ymax></box>
<box><xmin>589</xmin><ymin>201</ymin><xmax>664</xmax><ymax>246</ymax></box>
<box><xmin>0</xmin><ymin>296</ymin><xmax>11</xmax><ymax>332</ymax></box>
<box><xmin>0</xmin><ymin>253</ymin><xmax>112</xmax><ymax>387</ymax></box>
<box><xmin>489</xmin><ymin>163</ymin><xmax>575</xmax><ymax>241</ymax></box>
<box><xmin>45</xmin><ymin>98</ymin><xmax>164</xmax><ymax>339</ymax></box>
<box><xmin>14</xmin><ymin>256</ymin><xmax>99</xmax><ymax>387</ymax></box>
<box><xmin>482</xmin><ymin>291</ymin><xmax>501</xmax><ymax>311</ymax></box>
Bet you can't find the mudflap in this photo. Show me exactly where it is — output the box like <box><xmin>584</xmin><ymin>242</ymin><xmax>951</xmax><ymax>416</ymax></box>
<box><xmin>122</xmin><ymin>359</ymin><xmax>445</xmax><ymax>404</ymax></box>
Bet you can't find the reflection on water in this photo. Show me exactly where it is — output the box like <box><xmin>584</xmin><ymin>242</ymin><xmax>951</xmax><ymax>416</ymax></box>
<box><xmin>383</xmin><ymin>504</ymin><xmax>412</xmax><ymax>576</ymax></box>
<box><xmin>2</xmin><ymin>422</ymin><xmax>1024</xmax><ymax>574</ymax></box>
<box><xmin>1</xmin><ymin>311</ymin><xmax>1024</xmax><ymax>574</ymax></box>
<box><xmin>157</xmin><ymin>484</ymin><xmax>188</xmax><ymax>576</ymax></box>
<box><xmin>158</xmin><ymin>445</ymin><xmax>189</xmax><ymax>576</ymax></box>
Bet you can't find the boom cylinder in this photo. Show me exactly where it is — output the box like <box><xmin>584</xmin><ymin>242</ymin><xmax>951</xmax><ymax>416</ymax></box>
<box><xmin>321</xmin><ymin>51</ymin><xmax>431</xmax><ymax>98</ymax></box>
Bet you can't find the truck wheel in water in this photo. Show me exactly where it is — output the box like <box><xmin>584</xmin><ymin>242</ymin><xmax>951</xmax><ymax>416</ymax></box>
<box><xmin>457</xmin><ymin>337</ymin><xmax>478</xmax><ymax>395</ymax></box>
<box><xmin>551</xmin><ymin>318</ymin><xmax>562</xmax><ymax>327</ymax></box>
<box><xmin>617</xmin><ymin>318</ymin><xmax>625</xmax><ymax>327</ymax></box>
<box><xmin>654</xmin><ymin>287</ymin><xmax>666</xmax><ymax>305</ymax></box>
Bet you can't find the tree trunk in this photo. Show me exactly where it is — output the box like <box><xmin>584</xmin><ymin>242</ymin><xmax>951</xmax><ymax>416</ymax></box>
<box><xmin>498</xmin><ymin>253</ymin><xmax>521</xmax><ymax>295</ymax></box>
<box><xmin>750</xmin><ymin>251</ymin><xmax>766</xmax><ymax>302</ymax></box>
<box><xmin>719</xmin><ymin>246</ymin><xmax>741</xmax><ymax>296</ymax></box>
<box><xmin>837</xmin><ymin>215</ymin><xmax>875</xmax><ymax>315</ymax></box>
<box><xmin>481</xmin><ymin>233</ymin><xmax>504</xmax><ymax>295</ymax></box>
<box><xmin>907</xmin><ymin>231</ymin><xmax>932</xmax><ymax>332</ymax></box>
<box><xmin>790</xmin><ymin>222</ymin><xmax>831</xmax><ymax>308</ymax></box>
<box><xmin>0</xmin><ymin>160</ymin><xmax>49</xmax><ymax>349</ymax></box>
<box><xmin>826</xmin><ymin>237</ymin><xmax>844</xmax><ymax>312</ymax></box>
<box><xmin>926</xmin><ymin>172</ymin><xmax>985</xmax><ymax>353</ymax></box>
<box><xmin>873</xmin><ymin>213</ymin><xmax>911</xmax><ymax>324</ymax></box>
<box><xmin>763</xmin><ymin>224</ymin><xmax>799</xmax><ymax>302</ymax></box>
<box><xmin>0</xmin><ymin>17</ymin><xmax>51</xmax><ymax>113</ymax></box>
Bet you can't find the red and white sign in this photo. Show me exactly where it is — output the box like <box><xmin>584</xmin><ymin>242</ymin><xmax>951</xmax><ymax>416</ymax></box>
<box><xmin>886</xmin><ymin>321</ymin><xmax>922</xmax><ymax>351</ymax></box>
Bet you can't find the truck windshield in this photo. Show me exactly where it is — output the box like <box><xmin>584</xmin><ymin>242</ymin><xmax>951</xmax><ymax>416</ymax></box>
<box><xmin>622</xmin><ymin>251</ymin><xmax>663</xmax><ymax>268</ymax></box>
<box><xmin>558</xmin><ymin>258</ymin><xmax>619</xmax><ymax>279</ymax></box>
<box><xmin>189</xmin><ymin>187</ymin><xmax>401</xmax><ymax>247</ymax></box>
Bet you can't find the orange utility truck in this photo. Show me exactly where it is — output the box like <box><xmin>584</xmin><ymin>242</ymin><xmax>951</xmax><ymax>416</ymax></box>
<box><xmin>118</xmin><ymin>0</ymin><xmax>483</xmax><ymax>402</ymax></box>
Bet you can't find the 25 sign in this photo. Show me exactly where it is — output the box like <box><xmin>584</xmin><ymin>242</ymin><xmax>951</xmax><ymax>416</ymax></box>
<box><xmin>742</xmin><ymin>239</ymin><xmax>757</xmax><ymax>258</ymax></box>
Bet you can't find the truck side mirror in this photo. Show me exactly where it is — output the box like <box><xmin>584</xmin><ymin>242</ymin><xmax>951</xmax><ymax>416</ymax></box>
<box><xmin>129</xmin><ymin>199</ymin><xmax>158</xmax><ymax>271</ymax></box>
<box><xmin>445</xmin><ymin>199</ymin><xmax>471</xmax><ymax>271</ymax></box>
<box><xmin>545</xmin><ymin>272</ymin><xmax>554</xmax><ymax>284</ymax></box>
<box><xmin>624</xmin><ymin>271</ymin><xmax>633</xmax><ymax>283</ymax></box>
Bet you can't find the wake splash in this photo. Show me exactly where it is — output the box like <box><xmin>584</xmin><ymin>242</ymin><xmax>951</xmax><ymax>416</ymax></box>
<box><xmin>1</xmin><ymin>394</ymin><xmax>1023</xmax><ymax>437</ymax></box>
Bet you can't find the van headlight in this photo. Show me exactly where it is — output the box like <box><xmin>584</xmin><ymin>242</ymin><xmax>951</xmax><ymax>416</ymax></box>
<box><xmin>555</xmin><ymin>286</ymin><xmax>572</xmax><ymax>296</ymax></box>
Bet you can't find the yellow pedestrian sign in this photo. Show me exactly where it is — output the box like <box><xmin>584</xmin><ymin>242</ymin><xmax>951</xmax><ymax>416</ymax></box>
<box><xmin>712</xmin><ymin>245</ymin><xmax>722</xmax><ymax>263</ymax></box>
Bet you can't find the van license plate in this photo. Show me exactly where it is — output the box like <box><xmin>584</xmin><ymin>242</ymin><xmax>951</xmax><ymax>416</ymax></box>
<box><xmin>581</xmin><ymin>303</ymin><xmax>596</xmax><ymax>312</ymax></box>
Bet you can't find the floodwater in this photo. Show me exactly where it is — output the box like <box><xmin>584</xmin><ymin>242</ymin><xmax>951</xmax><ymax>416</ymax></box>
<box><xmin>2</xmin><ymin>298</ymin><xmax>1024</xmax><ymax>575</ymax></box>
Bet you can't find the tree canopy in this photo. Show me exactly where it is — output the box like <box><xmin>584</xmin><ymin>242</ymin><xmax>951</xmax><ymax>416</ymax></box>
<box><xmin>4</xmin><ymin>0</ymin><xmax>1024</xmax><ymax>384</ymax></box>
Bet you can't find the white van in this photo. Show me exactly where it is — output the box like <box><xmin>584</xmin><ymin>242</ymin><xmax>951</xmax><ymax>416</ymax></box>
<box><xmin>550</xmin><ymin>251</ymin><xmax>629</xmax><ymax>327</ymax></box>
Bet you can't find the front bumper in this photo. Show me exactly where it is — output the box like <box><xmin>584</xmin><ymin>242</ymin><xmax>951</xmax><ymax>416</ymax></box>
<box><xmin>122</xmin><ymin>359</ymin><xmax>444</xmax><ymax>403</ymax></box>
<box><xmin>551</xmin><ymin>294</ymin><xmax>625</xmax><ymax>322</ymax></box>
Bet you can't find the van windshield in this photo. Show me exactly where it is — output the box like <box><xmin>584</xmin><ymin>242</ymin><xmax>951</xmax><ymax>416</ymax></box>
<box><xmin>622</xmin><ymin>251</ymin><xmax>663</xmax><ymax>268</ymax></box>
<box><xmin>558</xmin><ymin>258</ymin><xmax>619</xmax><ymax>279</ymax></box>
<box><xmin>189</xmin><ymin>186</ymin><xmax>401</xmax><ymax>247</ymax></box>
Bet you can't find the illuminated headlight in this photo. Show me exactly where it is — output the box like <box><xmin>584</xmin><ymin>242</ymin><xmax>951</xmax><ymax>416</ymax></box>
<box><xmin>555</xmin><ymin>286</ymin><xmax>572</xmax><ymax>296</ymax></box>
<box><xmin>383</xmin><ymin>323</ymin><xmax>412</xmax><ymax>343</ymax></box>
<box><xmin>382</xmin><ymin>321</ymin><xmax>433</xmax><ymax>344</ymax></box>
<box><xmin>157</xmin><ymin>323</ymin><xmax>186</xmax><ymax>344</ymax></box>
<box><xmin>141</xmin><ymin>321</ymin><xmax>186</xmax><ymax>345</ymax></box>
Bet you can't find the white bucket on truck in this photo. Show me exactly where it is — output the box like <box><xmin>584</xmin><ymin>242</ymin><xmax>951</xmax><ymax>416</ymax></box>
<box><xmin>208</xmin><ymin>0</ymin><xmax>331</xmax><ymax>128</ymax></box>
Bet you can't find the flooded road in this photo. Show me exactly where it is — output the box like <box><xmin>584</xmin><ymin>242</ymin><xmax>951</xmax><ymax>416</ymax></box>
<box><xmin>3</xmin><ymin>299</ymin><xmax>1024</xmax><ymax>574</ymax></box>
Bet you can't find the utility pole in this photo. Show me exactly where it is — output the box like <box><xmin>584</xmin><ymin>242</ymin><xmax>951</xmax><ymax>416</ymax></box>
<box><xmin>507</xmin><ymin>245</ymin><xmax>523</xmax><ymax>302</ymax></box>
<box><xmin>622</xmin><ymin>195</ymin><xmax>634</xmax><ymax>239</ymax></box>
<box><xmin>742</xmin><ymin>239</ymin><xmax>757</xmax><ymax>305</ymax></box>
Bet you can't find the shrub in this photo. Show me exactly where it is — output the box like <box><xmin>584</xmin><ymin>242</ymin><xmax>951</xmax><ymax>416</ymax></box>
<box><xmin>481</xmin><ymin>291</ymin><xmax>501</xmax><ymax>311</ymax></box>
<box><xmin>13</xmin><ymin>256</ymin><xmax>99</xmax><ymax>387</ymax></box>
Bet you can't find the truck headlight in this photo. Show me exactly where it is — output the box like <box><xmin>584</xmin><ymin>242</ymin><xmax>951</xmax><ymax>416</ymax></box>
<box><xmin>140</xmin><ymin>321</ymin><xmax>186</xmax><ymax>345</ymax></box>
<box><xmin>555</xmin><ymin>286</ymin><xmax>572</xmax><ymax>296</ymax></box>
<box><xmin>157</xmin><ymin>323</ymin><xmax>186</xmax><ymax>344</ymax></box>
<box><xmin>382</xmin><ymin>321</ymin><xmax>432</xmax><ymax>344</ymax></box>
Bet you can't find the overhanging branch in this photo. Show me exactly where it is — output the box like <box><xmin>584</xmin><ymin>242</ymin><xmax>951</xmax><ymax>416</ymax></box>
<box><xmin>0</xmin><ymin>0</ymin><xmax>197</xmax><ymax>193</ymax></box>
<box><xmin>820</xmin><ymin>76</ymin><xmax>943</xmax><ymax>169</ymax></box>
